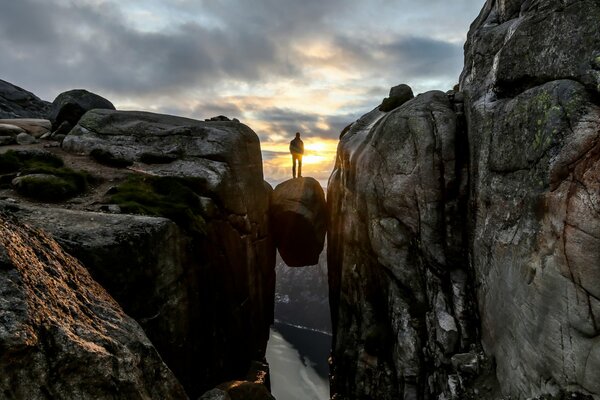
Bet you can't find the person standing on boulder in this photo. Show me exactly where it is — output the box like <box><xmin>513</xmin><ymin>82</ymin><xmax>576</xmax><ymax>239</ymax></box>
<box><xmin>289</xmin><ymin>132</ymin><xmax>304</xmax><ymax>178</ymax></box>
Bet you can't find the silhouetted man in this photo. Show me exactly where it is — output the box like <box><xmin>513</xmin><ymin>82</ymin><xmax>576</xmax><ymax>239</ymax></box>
<box><xmin>289</xmin><ymin>132</ymin><xmax>304</xmax><ymax>178</ymax></box>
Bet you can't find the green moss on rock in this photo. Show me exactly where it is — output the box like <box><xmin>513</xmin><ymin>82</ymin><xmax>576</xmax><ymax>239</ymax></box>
<box><xmin>1</xmin><ymin>150</ymin><xmax>91</xmax><ymax>201</ymax></box>
<box><xmin>109</xmin><ymin>175</ymin><xmax>206</xmax><ymax>235</ymax></box>
<box><xmin>14</xmin><ymin>174</ymin><xmax>80</xmax><ymax>201</ymax></box>
<box><xmin>0</xmin><ymin>150</ymin><xmax>64</xmax><ymax>173</ymax></box>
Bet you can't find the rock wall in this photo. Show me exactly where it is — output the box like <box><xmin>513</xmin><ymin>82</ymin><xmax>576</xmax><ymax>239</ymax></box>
<box><xmin>328</xmin><ymin>1</ymin><xmax>600</xmax><ymax>399</ymax></box>
<box><xmin>460</xmin><ymin>0</ymin><xmax>600</xmax><ymax>398</ymax></box>
<box><xmin>2</xmin><ymin>109</ymin><xmax>276</xmax><ymax>398</ymax></box>
<box><xmin>327</xmin><ymin>91</ymin><xmax>477</xmax><ymax>399</ymax></box>
<box><xmin>0</xmin><ymin>215</ymin><xmax>187</xmax><ymax>399</ymax></box>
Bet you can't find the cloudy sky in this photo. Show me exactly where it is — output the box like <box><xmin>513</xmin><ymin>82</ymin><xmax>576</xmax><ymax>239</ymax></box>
<box><xmin>0</xmin><ymin>0</ymin><xmax>484</xmax><ymax>185</ymax></box>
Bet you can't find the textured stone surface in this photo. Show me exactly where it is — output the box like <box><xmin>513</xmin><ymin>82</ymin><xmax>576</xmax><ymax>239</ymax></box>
<box><xmin>61</xmin><ymin>110</ymin><xmax>273</xmax><ymax>397</ymax></box>
<box><xmin>0</xmin><ymin>215</ymin><xmax>187</xmax><ymax>400</ymax></box>
<box><xmin>327</xmin><ymin>92</ymin><xmax>476</xmax><ymax>399</ymax></box>
<box><xmin>0</xmin><ymin>118</ymin><xmax>51</xmax><ymax>137</ymax></box>
<box><xmin>0</xmin><ymin>79</ymin><xmax>50</xmax><ymax>119</ymax></box>
<box><xmin>0</xmin><ymin>123</ymin><xmax>25</xmax><ymax>137</ymax></box>
<box><xmin>460</xmin><ymin>0</ymin><xmax>600</xmax><ymax>398</ymax></box>
<box><xmin>270</xmin><ymin>177</ymin><xmax>326</xmax><ymax>267</ymax></box>
<box><xmin>49</xmin><ymin>89</ymin><xmax>115</xmax><ymax>130</ymax></box>
<box><xmin>15</xmin><ymin>132</ymin><xmax>36</xmax><ymax>145</ymax></box>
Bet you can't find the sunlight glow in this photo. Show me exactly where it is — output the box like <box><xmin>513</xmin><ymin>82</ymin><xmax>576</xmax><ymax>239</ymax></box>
<box><xmin>261</xmin><ymin>138</ymin><xmax>339</xmax><ymax>187</ymax></box>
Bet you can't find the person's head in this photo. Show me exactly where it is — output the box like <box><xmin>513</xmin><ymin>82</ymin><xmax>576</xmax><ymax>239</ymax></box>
<box><xmin>295</xmin><ymin>132</ymin><xmax>300</xmax><ymax>138</ymax></box>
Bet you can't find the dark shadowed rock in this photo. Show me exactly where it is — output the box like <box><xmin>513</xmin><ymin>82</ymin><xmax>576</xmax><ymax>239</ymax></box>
<box><xmin>0</xmin><ymin>216</ymin><xmax>187</xmax><ymax>400</ymax></box>
<box><xmin>217</xmin><ymin>381</ymin><xmax>275</xmax><ymax>400</ymax></box>
<box><xmin>460</xmin><ymin>1</ymin><xmax>600</xmax><ymax>398</ymax></box>
<box><xmin>49</xmin><ymin>89</ymin><xmax>115</xmax><ymax>130</ymax></box>
<box><xmin>270</xmin><ymin>177</ymin><xmax>326</xmax><ymax>267</ymax></box>
<box><xmin>0</xmin><ymin>79</ymin><xmax>50</xmax><ymax>119</ymax></box>
<box><xmin>58</xmin><ymin>110</ymin><xmax>274</xmax><ymax>397</ymax></box>
<box><xmin>379</xmin><ymin>84</ymin><xmax>414</xmax><ymax>112</ymax></box>
<box><xmin>199</xmin><ymin>389</ymin><xmax>232</xmax><ymax>400</ymax></box>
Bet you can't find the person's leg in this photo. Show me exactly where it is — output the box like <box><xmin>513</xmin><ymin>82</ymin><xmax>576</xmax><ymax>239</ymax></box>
<box><xmin>292</xmin><ymin>155</ymin><xmax>297</xmax><ymax>178</ymax></box>
<box><xmin>298</xmin><ymin>155</ymin><xmax>302</xmax><ymax>177</ymax></box>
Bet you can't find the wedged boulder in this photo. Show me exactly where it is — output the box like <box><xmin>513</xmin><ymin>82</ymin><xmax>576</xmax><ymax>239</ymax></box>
<box><xmin>327</xmin><ymin>92</ymin><xmax>476</xmax><ymax>399</ymax></box>
<box><xmin>49</xmin><ymin>89</ymin><xmax>115</xmax><ymax>130</ymax></box>
<box><xmin>460</xmin><ymin>0</ymin><xmax>600</xmax><ymax>398</ymax></box>
<box><xmin>0</xmin><ymin>79</ymin><xmax>50</xmax><ymax>119</ymax></box>
<box><xmin>270</xmin><ymin>177</ymin><xmax>326</xmax><ymax>267</ymax></box>
<box><xmin>0</xmin><ymin>216</ymin><xmax>187</xmax><ymax>400</ymax></box>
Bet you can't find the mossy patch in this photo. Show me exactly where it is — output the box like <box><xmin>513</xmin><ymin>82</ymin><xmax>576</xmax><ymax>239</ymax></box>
<box><xmin>90</xmin><ymin>148</ymin><xmax>133</xmax><ymax>168</ymax></box>
<box><xmin>0</xmin><ymin>150</ymin><xmax>91</xmax><ymax>201</ymax></box>
<box><xmin>108</xmin><ymin>175</ymin><xmax>206</xmax><ymax>235</ymax></box>
<box><xmin>14</xmin><ymin>174</ymin><xmax>80</xmax><ymax>201</ymax></box>
<box><xmin>0</xmin><ymin>150</ymin><xmax>64</xmax><ymax>173</ymax></box>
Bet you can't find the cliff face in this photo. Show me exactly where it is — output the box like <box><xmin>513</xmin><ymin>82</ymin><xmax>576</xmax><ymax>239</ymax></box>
<box><xmin>460</xmin><ymin>0</ymin><xmax>600</xmax><ymax>397</ymax></box>
<box><xmin>0</xmin><ymin>216</ymin><xmax>187</xmax><ymax>399</ymax></box>
<box><xmin>327</xmin><ymin>92</ymin><xmax>476</xmax><ymax>399</ymax></box>
<box><xmin>328</xmin><ymin>1</ymin><xmax>600</xmax><ymax>399</ymax></box>
<box><xmin>0</xmin><ymin>108</ymin><xmax>276</xmax><ymax>398</ymax></box>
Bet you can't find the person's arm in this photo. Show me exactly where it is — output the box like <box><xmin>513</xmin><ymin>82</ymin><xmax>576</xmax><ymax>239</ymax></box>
<box><xmin>300</xmin><ymin>140</ymin><xmax>304</xmax><ymax>154</ymax></box>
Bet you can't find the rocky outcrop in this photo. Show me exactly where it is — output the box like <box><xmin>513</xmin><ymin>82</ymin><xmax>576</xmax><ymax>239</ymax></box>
<box><xmin>327</xmin><ymin>90</ymin><xmax>476</xmax><ymax>399</ymax></box>
<box><xmin>0</xmin><ymin>215</ymin><xmax>187</xmax><ymax>399</ymax></box>
<box><xmin>0</xmin><ymin>118</ymin><xmax>51</xmax><ymax>137</ymax></box>
<box><xmin>58</xmin><ymin>109</ymin><xmax>275</xmax><ymax>397</ymax></box>
<box><xmin>270</xmin><ymin>177</ymin><xmax>327</xmax><ymax>267</ymax></box>
<box><xmin>0</xmin><ymin>79</ymin><xmax>50</xmax><ymax>119</ymax></box>
<box><xmin>49</xmin><ymin>89</ymin><xmax>115</xmax><ymax>130</ymax></box>
<box><xmin>460</xmin><ymin>0</ymin><xmax>600</xmax><ymax>398</ymax></box>
<box><xmin>328</xmin><ymin>1</ymin><xmax>600</xmax><ymax>399</ymax></box>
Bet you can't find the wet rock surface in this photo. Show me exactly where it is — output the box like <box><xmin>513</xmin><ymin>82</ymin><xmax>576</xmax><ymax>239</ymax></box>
<box><xmin>0</xmin><ymin>215</ymin><xmax>187</xmax><ymax>400</ymax></box>
<box><xmin>270</xmin><ymin>177</ymin><xmax>327</xmax><ymax>267</ymax></box>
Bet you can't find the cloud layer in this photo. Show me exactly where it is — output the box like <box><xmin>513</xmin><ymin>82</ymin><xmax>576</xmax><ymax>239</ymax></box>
<box><xmin>0</xmin><ymin>0</ymin><xmax>484</xmax><ymax>183</ymax></box>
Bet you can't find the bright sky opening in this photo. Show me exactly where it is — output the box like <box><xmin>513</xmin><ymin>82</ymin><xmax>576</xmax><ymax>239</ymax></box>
<box><xmin>0</xmin><ymin>0</ymin><xmax>484</xmax><ymax>186</ymax></box>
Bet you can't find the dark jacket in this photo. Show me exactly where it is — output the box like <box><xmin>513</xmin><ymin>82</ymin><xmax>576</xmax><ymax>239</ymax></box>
<box><xmin>290</xmin><ymin>137</ymin><xmax>304</xmax><ymax>155</ymax></box>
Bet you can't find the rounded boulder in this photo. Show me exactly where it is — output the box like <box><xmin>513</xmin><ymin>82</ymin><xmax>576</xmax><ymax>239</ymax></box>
<box><xmin>270</xmin><ymin>177</ymin><xmax>327</xmax><ymax>267</ymax></box>
<box><xmin>50</xmin><ymin>89</ymin><xmax>115</xmax><ymax>130</ymax></box>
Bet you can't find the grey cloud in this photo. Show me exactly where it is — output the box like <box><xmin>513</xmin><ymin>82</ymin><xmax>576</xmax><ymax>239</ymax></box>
<box><xmin>0</xmin><ymin>0</ymin><xmax>301</xmax><ymax>99</ymax></box>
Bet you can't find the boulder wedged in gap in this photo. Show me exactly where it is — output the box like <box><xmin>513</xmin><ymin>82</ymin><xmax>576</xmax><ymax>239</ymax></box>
<box><xmin>270</xmin><ymin>177</ymin><xmax>327</xmax><ymax>267</ymax></box>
